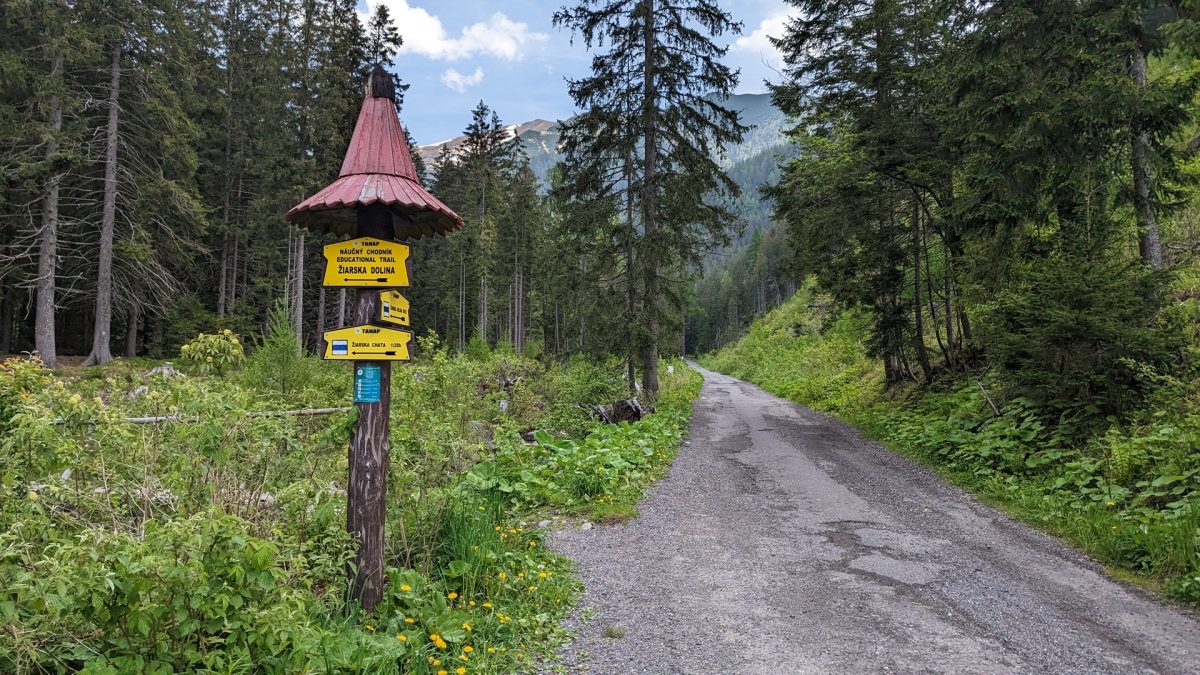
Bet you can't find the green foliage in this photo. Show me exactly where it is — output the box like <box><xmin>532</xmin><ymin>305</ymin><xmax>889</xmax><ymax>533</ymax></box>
<box><xmin>179</xmin><ymin>329</ymin><xmax>245</xmax><ymax>375</ymax></box>
<box><xmin>0</xmin><ymin>349</ymin><xmax>702</xmax><ymax>670</ymax></box>
<box><xmin>978</xmin><ymin>225</ymin><xmax>1187</xmax><ymax>426</ymax></box>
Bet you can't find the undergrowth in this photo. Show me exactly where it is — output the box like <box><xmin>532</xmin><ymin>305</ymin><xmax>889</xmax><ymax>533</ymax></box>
<box><xmin>0</xmin><ymin>325</ymin><xmax>701</xmax><ymax>674</ymax></box>
<box><xmin>702</xmin><ymin>282</ymin><xmax>1200</xmax><ymax>606</ymax></box>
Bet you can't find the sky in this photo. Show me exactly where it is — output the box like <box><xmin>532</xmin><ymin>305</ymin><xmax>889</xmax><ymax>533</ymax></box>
<box><xmin>359</xmin><ymin>0</ymin><xmax>791</xmax><ymax>146</ymax></box>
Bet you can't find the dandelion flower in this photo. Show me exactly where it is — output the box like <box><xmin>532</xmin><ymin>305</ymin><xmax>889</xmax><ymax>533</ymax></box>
<box><xmin>538</xmin><ymin>572</ymin><xmax>547</xmax><ymax>579</ymax></box>
<box><xmin>498</xmin><ymin>572</ymin><xmax>506</xmax><ymax>581</ymax></box>
<box><xmin>482</xmin><ymin>602</ymin><xmax>492</xmax><ymax>608</ymax></box>
<box><xmin>438</xmin><ymin>670</ymin><xmax>448</xmax><ymax>675</ymax></box>
<box><xmin>487</xmin><ymin>647</ymin><xmax>496</xmax><ymax>654</ymax></box>
<box><xmin>365</xmin><ymin>624</ymin><xmax>374</xmax><ymax>632</ymax></box>
<box><xmin>448</xmin><ymin>592</ymin><xmax>458</xmax><ymax>600</ymax></box>
<box><xmin>463</xmin><ymin>646</ymin><xmax>474</xmax><ymax>653</ymax></box>
<box><xmin>468</xmin><ymin>600</ymin><xmax>476</xmax><ymax>606</ymax></box>
<box><xmin>462</xmin><ymin>623</ymin><xmax>472</xmax><ymax>632</ymax></box>
<box><xmin>396</xmin><ymin>634</ymin><xmax>407</xmax><ymax>641</ymax></box>
<box><xmin>494</xmin><ymin>526</ymin><xmax>502</xmax><ymax>531</ymax></box>
<box><xmin>457</xmin><ymin>668</ymin><xmax>467</xmax><ymax>675</ymax></box>
<box><xmin>528</xmin><ymin>541</ymin><xmax>536</xmax><ymax>548</ymax></box>
<box><xmin>405</xmin><ymin>617</ymin><xmax>415</xmax><ymax>624</ymax></box>
<box><xmin>401</xmin><ymin>584</ymin><xmax>412</xmax><ymax>592</ymax></box>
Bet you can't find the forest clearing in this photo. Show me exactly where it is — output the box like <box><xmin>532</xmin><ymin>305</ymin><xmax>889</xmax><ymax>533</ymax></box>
<box><xmin>5</xmin><ymin>0</ymin><xmax>1200</xmax><ymax>672</ymax></box>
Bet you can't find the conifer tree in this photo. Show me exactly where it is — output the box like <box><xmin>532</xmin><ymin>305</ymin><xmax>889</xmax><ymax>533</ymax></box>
<box><xmin>555</xmin><ymin>0</ymin><xmax>746</xmax><ymax>395</ymax></box>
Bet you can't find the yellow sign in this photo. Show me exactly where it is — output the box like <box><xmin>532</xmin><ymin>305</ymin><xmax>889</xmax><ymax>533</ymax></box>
<box><xmin>322</xmin><ymin>237</ymin><xmax>410</xmax><ymax>287</ymax></box>
<box><xmin>378</xmin><ymin>290</ymin><xmax>410</xmax><ymax>326</ymax></box>
<box><xmin>323</xmin><ymin>325</ymin><xmax>412</xmax><ymax>361</ymax></box>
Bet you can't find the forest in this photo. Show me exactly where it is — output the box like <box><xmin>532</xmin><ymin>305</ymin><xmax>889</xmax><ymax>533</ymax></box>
<box><xmin>5</xmin><ymin>0</ymin><xmax>1200</xmax><ymax>671</ymax></box>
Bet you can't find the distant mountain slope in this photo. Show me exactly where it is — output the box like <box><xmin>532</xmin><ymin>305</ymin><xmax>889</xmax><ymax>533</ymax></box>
<box><xmin>416</xmin><ymin>93</ymin><xmax>789</xmax><ymax>191</ymax></box>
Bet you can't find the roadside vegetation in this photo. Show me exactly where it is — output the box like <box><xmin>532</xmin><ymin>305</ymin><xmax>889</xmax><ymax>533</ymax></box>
<box><xmin>0</xmin><ymin>321</ymin><xmax>700</xmax><ymax>673</ymax></box>
<box><xmin>702</xmin><ymin>281</ymin><xmax>1200</xmax><ymax>605</ymax></box>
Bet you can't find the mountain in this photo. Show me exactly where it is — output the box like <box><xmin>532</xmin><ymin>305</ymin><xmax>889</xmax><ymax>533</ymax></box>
<box><xmin>416</xmin><ymin>93</ymin><xmax>789</xmax><ymax>191</ymax></box>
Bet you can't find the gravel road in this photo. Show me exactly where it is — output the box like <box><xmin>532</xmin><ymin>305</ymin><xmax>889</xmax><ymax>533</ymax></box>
<box><xmin>549</xmin><ymin>364</ymin><xmax>1200</xmax><ymax>674</ymax></box>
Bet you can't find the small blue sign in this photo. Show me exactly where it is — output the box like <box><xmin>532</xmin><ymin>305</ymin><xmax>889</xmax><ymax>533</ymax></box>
<box><xmin>354</xmin><ymin>365</ymin><xmax>382</xmax><ymax>403</ymax></box>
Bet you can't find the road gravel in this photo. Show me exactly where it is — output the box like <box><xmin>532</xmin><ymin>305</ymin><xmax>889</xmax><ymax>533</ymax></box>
<box><xmin>550</xmin><ymin>364</ymin><xmax>1200</xmax><ymax>674</ymax></box>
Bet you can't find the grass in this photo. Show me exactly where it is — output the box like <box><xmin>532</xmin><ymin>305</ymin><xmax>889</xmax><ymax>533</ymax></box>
<box><xmin>0</xmin><ymin>337</ymin><xmax>704</xmax><ymax>673</ymax></box>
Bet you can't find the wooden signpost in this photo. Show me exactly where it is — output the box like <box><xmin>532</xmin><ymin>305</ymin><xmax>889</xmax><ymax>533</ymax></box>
<box><xmin>285</xmin><ymin>65</ymin><xmax>462</xmax><ymax>613</ymax></box>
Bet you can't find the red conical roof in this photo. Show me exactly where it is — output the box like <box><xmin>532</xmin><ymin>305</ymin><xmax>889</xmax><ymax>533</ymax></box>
<box><xmin>287</xmin><ymin>66</ymin><xmax>463</xmax><ymax>240</ymax></box>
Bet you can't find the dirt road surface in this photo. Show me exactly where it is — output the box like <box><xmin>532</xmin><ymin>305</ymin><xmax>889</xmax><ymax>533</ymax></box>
<box><xmin>550</xmin><ymin>364</ymin><xmax>1200</xmax><ymax>674</ymax></box>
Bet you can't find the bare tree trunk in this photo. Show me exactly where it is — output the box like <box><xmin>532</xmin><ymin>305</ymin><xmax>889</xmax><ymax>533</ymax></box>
<box><xmin>640</xmin><ymin>0</ymin><xmax>659</xmax><ymax>397</ymax></box>
<box><xmin>315</xmin><ymin>282</ymin><xmax>325</xmax><ymax>353</ymax></box>
<box><xmin>293</xmin><ymin>232</ymin><xmax>304</xmax><ymax>353</ymax></box>
<box><xmin>0</xmin><ymin>279</ymin><xmax>12</xmax><ymax>354</ymax></box>
<box><xmin>338</xmin><ymin>287</ymin><xmax>347</xmax><ymax>327</ymax></box>
<box><xmin>124</xmin><ymin>308</ymin><xmax>138</xmax><ymax>357</ymax></box>
<box><xmin>84</xmin><ymin>42</ymin><xmax>122</xmax><ymax>367</ymax></box>
<box><xmin>911</xmin><ymin>197</ymin><xmax>932</xmax><ymax>381</ymax></box>
<box><xmin>458</xmin><ymin>247</ymin><xmax>465</xmax><ymax>351</ymax></box>
<box><xmin>35</xmin><ymin>42</ymin><xmax>64</xmax><ymax>368</ymax></box>
<box><xmin>218</xmin><ymin>235</ymin><xmax>229</xmax><ymax>317</ymax></box>
<box><xmin>229</xmin><ymin>233</ymin><xmax>240</xmax><ymax>306</ymax></box>
<box><xmin>1130</xmin><ymin>47</ymin><xmax>1163</xmax><ymax>269</ymax></box>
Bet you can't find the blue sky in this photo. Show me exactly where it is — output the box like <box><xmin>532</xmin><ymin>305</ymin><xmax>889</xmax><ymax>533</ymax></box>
<box><xmin>361</xmin><ymin>0</ymin><xmax>791</xmax><ymax>145</ymax></box>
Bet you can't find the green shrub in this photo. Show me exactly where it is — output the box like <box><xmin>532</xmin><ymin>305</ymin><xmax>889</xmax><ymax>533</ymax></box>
<box><xmin>180</xmin><ymin>329</ymin><xmax>245</xmax><ymax>375</ymax></box>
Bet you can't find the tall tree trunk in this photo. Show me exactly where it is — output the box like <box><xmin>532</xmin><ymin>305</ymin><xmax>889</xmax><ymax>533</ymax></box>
<box><xmin>292</xmin><ymin>232</ymin><xmax>304</xmax><ymax>353</ymax></box>
<box><xmin>1130</xmin><ymin>46</ymin><xmax>1163</xmax><ymax>269</ymax></box>
<box><xmin>639</xmin><ymin>0</ymin><xmax>659</xmax><ymax>397</ymax></box>
<box><xmin>124</xmin><ymin>308</ymin><xmax>138</xmax><ymax>357</ymax></box>
<box><xmin>315</xmin><ymin>282</ymin><xmax>325</xmax><ymax>353</ymax></box>
<box><xmin>338</xmin><ymin>287</ymin><xmax>347</xmax><ymax>327</ymax></box>
<box><xmin>35</xmin><ymin>42</ymin><xmax>64</xmax><ymax>367</ymax></box>
<box><xmin>911</xmin><ymin>197</ymin><xmax>932</xmax><ymax>381</ymax></box>
<box><xmin>218</xmin><ymin>235</ymin><xmax>229</xmax><ymax>317</ymax></box>
<box><xmin>84</xmin><ymin>42</ymin><xmax>122</xmax><ymax>367</ymax></box>
<box><xmin>0</xmin><ymin>278</ymin><xmax>13</xmax><ymax>354</ymax></box>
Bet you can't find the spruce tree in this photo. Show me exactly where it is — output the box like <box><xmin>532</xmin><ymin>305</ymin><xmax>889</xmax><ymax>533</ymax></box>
<box><xmin>555</xmin><ymin>0</ymin><xmax>747</xmax><ymax>396</ymax></box>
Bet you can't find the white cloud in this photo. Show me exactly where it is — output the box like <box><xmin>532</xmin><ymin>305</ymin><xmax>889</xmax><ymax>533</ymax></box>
<box><xmin>441</xmin><ymin>67</ymin><xmax>485</xmax><ymax>93</ymax></box>
<box><xmin>732</xmin><ymin>9</ymin><xmax>789</xmax><ymax>72</ymax></box>
<box><xmin>366</xmin><ymin>1</ymin><xmax>547</xmax><ymax>61</ymax></box>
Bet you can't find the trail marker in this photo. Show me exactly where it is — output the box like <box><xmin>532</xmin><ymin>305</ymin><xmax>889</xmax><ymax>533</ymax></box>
<box><xmin>322</xmin><ymin>237</ymin><xmax>410</xmax><ymax>287</ymax></box>
<box><xmin>322</xmin><ymin>324</ymin><xmax>412</xmax><ymax>361</ymax></box>
<box><xmin>378</xmin><ymin>290</ymin><xmax>410</xmax><ymax>326</ymax></box>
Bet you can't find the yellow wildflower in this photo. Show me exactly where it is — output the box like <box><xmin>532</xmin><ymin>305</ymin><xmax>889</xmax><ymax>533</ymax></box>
<box><xmin>538</xmin><ymin>572</ymin><xmax>547</xmax><ymax>579</ymax></box>
<box><xmin>494</xmin><ymin>526</ymin><xmax>502</xmax><ymax>531</ymax></box>
<box><xmin>462</xmin><ymin>623</ymin><xmax>472</xmax><ymax>632</ymax></box>
<box><xmin>435</xmin><ymin>638</ymin><xmax>448</xmax><ymax>650</ymax></box>
<box><xmin>487</xmin><ymin>647</ymin><xmax>495</xmax><ymax>654</ymax></box>
<box><xmin>448</xmin><ymin>592</ymin><xmax>458</xmax><ymax>600</ymax></box>
<box><xmin>457</xmin><ymin>669</ymin><xmax>467</xmax><ymax>675</ymax></box>
<box><xmin>498</xmin><ymin>572</ymin><xmax>506</xmax><ymax>581</ymax></box>
<box><xmin>405</xmin><ymin>617</ymin><xmax>415</xmax><ymax>624</ymax></box>
<box><xmin>438</xmin><ymin>670</ymin><xmax>448</xmax><ymax>675</ymax></box>
<box><xmin>365</xmin><ymin>624</ymin><xmax>374</xmax><ymax>632</ymax></box>
<box><xmin>528</xmin><ymin>541</ymin><xmax>536</xmax><ymax>548</ymax></box>
<box><xmin>401</xmin><ymin>584</ymin><xmax>412</xmax><ymax>592</ymax></box>
<box><xmin>463</xmin><ymin>646</ymin><xmax>473</xmax><ymax>653</ymax></box>
<box><xmin>27</xmin><ymin>491</ymin><xmax>38</xmax><ymax>501</ymax></box>
<box><xmin>468</xmin><ymin>600</ymin><xmax>476</xmax><ymax>606</ymax></box>
<box><xmin>482</xmin><ymin>602</ymin><xmax>492</xmax><ymax>608</ymax></box>
<box><xmin>396</xmin><ymin>634</ymin><xmax>407</xmax><ymax>641</ymax></box>
<box><xmin>528</xmin><ymin>585</ymin><xmax>537</xmax><ymax>592</ymax></box>
<box><xmin>69</xmin><ymin>393</ymin><xmax>81</xmax><ymax>405</ymax></box>
<box><xmin>93</xmin><ymin>396</ymin><xmax>103</xmax><ymax>405</ymax></box>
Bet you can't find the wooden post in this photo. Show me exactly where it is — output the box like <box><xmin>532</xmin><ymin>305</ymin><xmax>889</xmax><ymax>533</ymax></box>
<box><xmin>347</xmin><ymin>203</ymin><xmax>393</xmax><ymax>611</ymax></box>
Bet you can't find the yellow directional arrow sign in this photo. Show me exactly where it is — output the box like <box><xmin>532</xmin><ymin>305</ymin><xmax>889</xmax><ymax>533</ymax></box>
<box><xmin>378</xmin><ymin>290</ymin><xmax>410</xmax><ymax>327</ymax></box>
<box><xmin>322</xmin><ymin>325</ymin><xmax>412</xmax><ymax>361</ymax></box>
<box><xmin>322</xmin><ymin>237</ymin><xmax>410</xmax><ymax>287</ymax></box>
